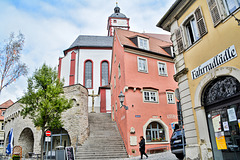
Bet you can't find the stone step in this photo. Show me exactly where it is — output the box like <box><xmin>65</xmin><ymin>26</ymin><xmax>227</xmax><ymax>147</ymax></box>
<box><xmin>78</xmin><ymin>146</ymin><xmax>126</xmax><ymax>150</ymax></box>
<box><xmin>76</xmin><ymin>113</ymin><xmax>128</xmax><ymax>159</ymax></box>
<box><xmin>77</xmin><ymin>150</ymin><xmax>127</xmax><ymax>153</ymax></box>
<box><xmin>76</xmin><ymin>154</ymin><xmax>128</xmax><ymax>159</ymax></box>
<box><xmin>79</xmin><ymin>142</ymin><xmax>125</xmax><ymax>145</ymax></box>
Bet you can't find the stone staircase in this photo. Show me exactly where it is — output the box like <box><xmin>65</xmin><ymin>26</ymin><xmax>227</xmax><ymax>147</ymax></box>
<box><xmin>76</xmin><ymin>113</ymin><xmax>128</xmax><ymax>159</ymax></box>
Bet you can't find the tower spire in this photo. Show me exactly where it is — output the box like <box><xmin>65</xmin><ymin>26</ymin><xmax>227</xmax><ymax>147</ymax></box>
<box><xmin>107</xmin><ymin>2</ymin><xmax>130</xmax><ymax>36</ymax></box>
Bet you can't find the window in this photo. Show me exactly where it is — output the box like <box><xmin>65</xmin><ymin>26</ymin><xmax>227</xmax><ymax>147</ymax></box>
<box><xmin>143</xmin><ymin>90</ymin><xmax>158</xmax><ymax>103</ymax></box>
<box><xmin>138</xmin><ymin>57</ymin><xmax>148</xmax><ymax>73</ymax></box>
<box><xmin>158</xmin><ymin>62</ymin><xmax>168</xmax><ymax>76</ymax></box>
<box><xmin>167</xmin><ymin>92</ymin><xmax>175</xmax><ymax>104</ymax></box>
<box><xmin>185</xmin><ymin>17</ymin><xmax>200</xmax><ymax>46</ymax></box>
<box><xmin>0</xmin><ymin>140</ymin><xmax>4</xmax><ymax>147</ymax></box>
<box><xmin>146</xmin><ymin>122</ymin><xmax>166</xmax><ymax>142</ymax></box>
<box><xmin>101</xmin><ymin>61</ymin><xmax>109</xmax><ymax>86</ymax></box>
<box><xmin>115</xmin><ymin>101</ymin><xmax>117</xmax><ymax>111</ymax></box>
<box><xmin>138</xmin><ymin>37</ymin><xmax>149</xmax><ymax>50</ymax></box>
<box><xmin>224</xmin><ymin>0</ymin><xmax>240</xmax><ymax>14</ymax></box>
<box><xmin>1</xmin><ymin>111</ymin><xmax>5</xmax><ymax>116</ymax></box>
<box><xmin>175</xmin><ymin>7</ymin><xmax>207</xmax><ymax>51</ymax></box>
<box><xmin>1</xmin><ymin>123</ymin><xmax>4</xmax><ymax>130</ymax></box>
<box><xmin>207</xmin><ymin>0</ymin><xmax>240</xmax><ymax>26</ymax></box>
<box><xmin>118</xmin><ymin>63</ymin><xmax>121</xmax><ymax>78</ymax></box>
<box><xmin>84</xmin><ymin>60</ymin><xmax>93</xmax><ymax>88</ymax></box>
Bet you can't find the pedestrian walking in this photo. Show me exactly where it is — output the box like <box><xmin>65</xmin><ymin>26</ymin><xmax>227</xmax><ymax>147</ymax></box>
<box><xmin>139</xmin><ymin>136</ymin><xmax>148</xmax><ymax>159</ymax></box>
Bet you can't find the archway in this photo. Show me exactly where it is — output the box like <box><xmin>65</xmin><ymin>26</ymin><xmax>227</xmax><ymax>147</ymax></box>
<box><xmin>44</xmin><ymin>128</ymin><xmax>71</xmax><ymax>158</ymax></box>
<box><xmin>194</xmin><ymin>67</ymin><xmax>240</xmax><ymax>159</ymax></box>
<box><xmin>18</xmin><ymin>128</ymin><xmax>34</xmax><ymax>157</ymax></box>
<box><xmin>202</xmin><ymin>76</ymin><xmax>240</xmax><ymax>160</ymax></box>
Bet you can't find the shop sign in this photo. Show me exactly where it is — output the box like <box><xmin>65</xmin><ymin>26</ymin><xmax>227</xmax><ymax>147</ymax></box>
<box><xmin>191</xmin><ymin>45</ymin><xmax>237</xmax><ymax>80</ymax></box>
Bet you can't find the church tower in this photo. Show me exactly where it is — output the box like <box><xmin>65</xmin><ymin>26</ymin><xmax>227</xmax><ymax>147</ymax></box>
<box><xmin>107</xmin><ymin>3</ymin><xmax>130</xmax><ymax>36</ymax></box>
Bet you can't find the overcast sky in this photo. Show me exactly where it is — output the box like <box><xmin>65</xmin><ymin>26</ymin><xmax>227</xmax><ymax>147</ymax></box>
<box><xmin>0</xmin><ymin>0</ymin><xmax>175</xmax><ymax>104</ymax></box>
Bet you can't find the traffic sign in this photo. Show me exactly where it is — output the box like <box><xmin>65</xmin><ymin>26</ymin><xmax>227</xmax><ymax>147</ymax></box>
<box><xmin>45</xmin><ymin>137</ymin><xmax>51</xmax><ymax>142</ymax></box>
<box><xmin>46</xmin><ymin>130</ymin><xmax>51</xmax><ymax>137</ymax></box>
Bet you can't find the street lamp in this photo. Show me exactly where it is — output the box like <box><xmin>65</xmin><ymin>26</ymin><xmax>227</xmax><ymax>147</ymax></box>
<box><xmin>118</xmin><ymin>91</ymin><xmax>128</xmax><ymax>110</ymax></box>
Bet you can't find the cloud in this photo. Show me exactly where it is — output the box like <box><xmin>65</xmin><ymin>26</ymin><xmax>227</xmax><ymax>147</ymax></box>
<box><xmin>0</xmin><ymin>0</ymin><xmax>175</xmax><ymax>104</ymax></box>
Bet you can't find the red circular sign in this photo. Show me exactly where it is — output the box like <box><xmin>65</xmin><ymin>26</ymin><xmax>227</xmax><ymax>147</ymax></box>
<box><xmin>46</xmin><ymin>130</ymin><xmax>51</xmax><ymax>137</ymax></box>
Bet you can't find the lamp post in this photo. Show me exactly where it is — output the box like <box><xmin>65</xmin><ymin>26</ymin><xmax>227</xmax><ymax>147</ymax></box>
<box><xmin>118</xmin><ymin>91</ymin><xmax>128</xmax><ymax>110</ymax></box>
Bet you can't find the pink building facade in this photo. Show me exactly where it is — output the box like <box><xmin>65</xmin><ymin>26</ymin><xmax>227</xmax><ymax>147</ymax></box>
<box><xmin>110</xmin><ymin>29</ymin><xmax>178</xmax><ymax>156</ymax></box>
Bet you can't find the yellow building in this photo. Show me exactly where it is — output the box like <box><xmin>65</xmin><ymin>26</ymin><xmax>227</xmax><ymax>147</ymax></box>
<box><xmin>157</xmin><ymin>0</ymin><xmax>240</xmax><ymax>159</ymax></box>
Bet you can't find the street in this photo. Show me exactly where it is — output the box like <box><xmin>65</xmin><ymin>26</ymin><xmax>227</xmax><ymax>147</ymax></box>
<box><xmin>111</xmin><ymin>151</ymin><xmax>178</xmax><ymax>160</ymax></box>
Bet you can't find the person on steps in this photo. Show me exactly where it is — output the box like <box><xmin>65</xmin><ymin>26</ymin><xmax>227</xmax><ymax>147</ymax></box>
<box><xmin>139</xmin><ymin>136</ymin><xmax>148</xmax><ymax>159</ymax></box>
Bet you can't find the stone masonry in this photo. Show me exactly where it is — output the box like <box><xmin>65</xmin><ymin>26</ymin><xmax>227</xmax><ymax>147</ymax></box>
<box><xmin>4</xmin><ymin>84</ymin><xmax>89</xmax><ymax>156</ymax></box>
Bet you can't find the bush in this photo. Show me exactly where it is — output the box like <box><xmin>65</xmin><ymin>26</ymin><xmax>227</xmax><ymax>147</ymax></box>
<box><xmin>13</xmin><ymin>154</ymin><xmax>20</xmax><ymax>160</ymax></box>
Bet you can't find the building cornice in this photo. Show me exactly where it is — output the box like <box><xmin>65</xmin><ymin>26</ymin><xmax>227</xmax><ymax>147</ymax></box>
<box><xmin>157</xmin><ymin>0</ymin><xmax>195</xmax><ymax>31</ymax></box>
<box><xmin>173</xmin><ymin>68</ymin><xmax>189</xmax><ymax>82</ymax></box>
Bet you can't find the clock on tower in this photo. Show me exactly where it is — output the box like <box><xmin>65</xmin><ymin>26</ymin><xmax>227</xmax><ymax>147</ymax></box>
<box><xmin>107</xmin><ymin>2</ymin><xmax>130</xmax><ymax>36</ymax></box>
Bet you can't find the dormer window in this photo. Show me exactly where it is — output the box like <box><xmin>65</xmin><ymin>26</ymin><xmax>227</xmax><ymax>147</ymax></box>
<box><xmin>138</xmin><ymin>37</ymin><xmax>149</xmax><ymax>50</ymax></box>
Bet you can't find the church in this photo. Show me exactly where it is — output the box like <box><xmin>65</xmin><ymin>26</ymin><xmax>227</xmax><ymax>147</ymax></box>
<box><xmin>58</xmin><ymin>3</ymin><xmax>130</xmax><ymax>113</ymax></box>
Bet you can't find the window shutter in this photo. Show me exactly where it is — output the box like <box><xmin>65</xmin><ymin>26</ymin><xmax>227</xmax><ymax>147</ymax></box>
<box><xmin>195</xmin><ymin>7</ymin><xmax>207</xmax><ymax>37</ymax></box>
<box><xmin>207</xmin><ymin>0</ymin><xmax>221</xmax><ymax>26</ymax></box>
<box><xmin>175</xmin><ymin>28</ymin><xmax>184</xmax><ymax>53</ymax></box>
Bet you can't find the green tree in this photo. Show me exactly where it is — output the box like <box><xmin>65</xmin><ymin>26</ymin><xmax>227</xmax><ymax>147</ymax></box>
<box><xmin>20</xmin><ymin>64</ymin><xmax>72</xmax><ymax>159</ymax></box>
<box><xmin>0</xmin><ymin>32</ymin><xmax>28</xmax><ymax>94</ymax></box>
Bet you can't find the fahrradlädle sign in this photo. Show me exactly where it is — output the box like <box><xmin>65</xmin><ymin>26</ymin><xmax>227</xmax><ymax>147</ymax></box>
<box><xmin>191</xmin><ymin>45</ymin><xmax>237</xmax><ymax>80</ymax></box>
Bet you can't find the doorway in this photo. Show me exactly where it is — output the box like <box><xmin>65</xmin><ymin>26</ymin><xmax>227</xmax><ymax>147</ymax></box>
<box><xmin>203</xmin><ymin>76</ymin><xmax>240</xmax><ymax>160</ymax></box>
<box><xmin>44</xmin><ymin>128</ymin><xmax>70</xmax><ymax>158</ymax></box>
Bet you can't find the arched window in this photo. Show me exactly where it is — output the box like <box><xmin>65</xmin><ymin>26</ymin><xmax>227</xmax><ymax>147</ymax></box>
<box><xmin>84</xmin><ymin>60</ymin><xmax>92</xmax><ymax>88</ymax></box>
<box><xmin>101</xmin><ymin>61</ymin><xmax>109</xmax><ymax>86</ymax></box>
<box><xmin>146</xmin><ymin>122</ymin><xmax>165</xmax><ymax>142</ymax></box>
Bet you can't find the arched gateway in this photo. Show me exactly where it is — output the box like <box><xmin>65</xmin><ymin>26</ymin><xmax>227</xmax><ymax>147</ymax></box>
<box><xmin>18</xmin><ymin>128</ymin><xmax>34</xmax><ymax>157</ymax></box>
<box><xmin>4</xmin><ymin>84</ymin><xmax>89</xmax><ymax>156</ymax></box>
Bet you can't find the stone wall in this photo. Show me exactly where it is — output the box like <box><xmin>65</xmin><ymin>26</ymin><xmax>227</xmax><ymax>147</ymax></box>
<box><xmin>4</xmin><ymin>84</ymin><xmax>89</xmax><ymax>155</ymax></box>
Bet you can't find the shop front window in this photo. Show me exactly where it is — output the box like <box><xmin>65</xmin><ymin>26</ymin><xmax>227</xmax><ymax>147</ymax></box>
<box><xmin>203</xmin><ymin>76</ymin><xmax>240</xmax><ymax>160</ymax></box>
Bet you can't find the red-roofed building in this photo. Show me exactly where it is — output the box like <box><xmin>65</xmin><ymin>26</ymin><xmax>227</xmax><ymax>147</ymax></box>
<box><xmin>0</xmin><ymin>100</ymin><xmax>13</xmax><ymax>154</ymax></box>
<box><xmin>110</xmin><ymin>28</ymin><xmax>178</xmax><ymax>156</ymax></box>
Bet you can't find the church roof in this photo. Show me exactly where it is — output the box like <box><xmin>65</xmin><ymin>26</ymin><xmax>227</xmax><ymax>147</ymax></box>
<box><xmin>68</xmin><ymin>35</ymin><xmax>113</xmax><ymax>49</ymax></box>
<box><xmin>109</xmin><ymin>3</ymin><xmax>127</xmax><ymax>18</ymax></box>
<box><xmin>109</xmin><ymin>12</ymin><xmax>127</xmax><ymax>18</ymax></box>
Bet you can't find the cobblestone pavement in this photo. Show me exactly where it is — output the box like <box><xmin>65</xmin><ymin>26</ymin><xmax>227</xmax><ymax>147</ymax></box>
<box><xmin>110</xmin><ymin>151</ymin><xmax>178</xmax><ymax>160</ymax></box>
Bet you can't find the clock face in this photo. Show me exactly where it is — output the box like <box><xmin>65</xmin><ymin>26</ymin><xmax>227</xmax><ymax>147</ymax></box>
<box><xmin>111</xmin><ymin>19</ymin><xmax>128</xmax><ymax>26</ymax></box>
